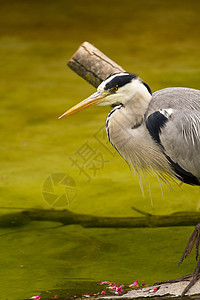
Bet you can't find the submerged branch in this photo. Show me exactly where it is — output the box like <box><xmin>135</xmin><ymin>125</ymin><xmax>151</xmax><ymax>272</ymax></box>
<box><xmin>0</xmin><ymin>209</ymin><xmax>200</xmax><ymax>228</ymax></box>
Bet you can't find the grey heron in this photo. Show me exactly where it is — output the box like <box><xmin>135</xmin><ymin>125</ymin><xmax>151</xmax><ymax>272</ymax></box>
<box><xmin>59</xmin><ymin>72</ymin><xmax>200</xmax><ymax>296</ymax></box>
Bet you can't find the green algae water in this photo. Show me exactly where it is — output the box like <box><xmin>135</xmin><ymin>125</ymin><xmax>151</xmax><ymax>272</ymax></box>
<box><xmin>1</xmin><ymin>0</ymin><xmax>200</xmax><ymax>299</ymax></box>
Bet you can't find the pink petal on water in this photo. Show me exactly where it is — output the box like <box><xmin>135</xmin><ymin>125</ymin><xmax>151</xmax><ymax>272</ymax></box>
<box><xmin>118</xmin><ymin>284</ymin><xmax>124</xmax><ymax>289</ymax></box>
<box><xmin>108</xmin><ymin>285</ymin><xmax>117</xmax><ymax>290</ymax></box>
<box><xmin>98</xmin><ymin>281</ymin><xmax>108</xmax><ymax>285</ymax></box>
<box><xmin>30</xmin><ymin>294</ymin><xmax>41</xmax><ymax>300</ymax></box>
<box><xmin>116</xmin><ymin>284</ymin><xmax>124</xmax><ymax>292</ymax></box>
<box><xmin>129</xmin><ymin>280</ymin><xmax>139</xmax><ymax>288</ymax></box>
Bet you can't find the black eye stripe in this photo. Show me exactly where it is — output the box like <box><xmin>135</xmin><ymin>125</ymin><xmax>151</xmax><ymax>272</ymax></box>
<box><xmin>104</xmin><ymin>73</ymin><xmax>137</xmax><ymax>90</ymax></box>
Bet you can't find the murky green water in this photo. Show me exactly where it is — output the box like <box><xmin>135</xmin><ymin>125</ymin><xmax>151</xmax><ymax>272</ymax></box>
<box><xmin>1</xmin><ymin>0</ymin><xmax>200</xmax><ymax>299</ymax></box>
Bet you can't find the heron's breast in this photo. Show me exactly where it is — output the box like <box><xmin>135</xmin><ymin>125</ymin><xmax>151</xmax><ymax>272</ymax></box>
<box><xmin>106</xmin><ymin>110</ymin><xmax>172</xmax><ymax>174</ymax></box>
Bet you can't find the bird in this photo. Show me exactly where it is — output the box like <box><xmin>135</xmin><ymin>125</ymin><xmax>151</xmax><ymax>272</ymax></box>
<box><xmin>59</xmin><ymin>72</ymin><xmax>200</xmax><ymax>296</ymax></box>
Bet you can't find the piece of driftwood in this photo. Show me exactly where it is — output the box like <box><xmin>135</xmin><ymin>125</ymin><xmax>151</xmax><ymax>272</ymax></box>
<box><xmin>67</xmin><ymin>41</ymin><xmax>125</xmax><ymax>88</ymax></box>
<box><xmin>1</xmin><ymin>208</ymin><xmax>200</xmax><ymax>228</ymax></box>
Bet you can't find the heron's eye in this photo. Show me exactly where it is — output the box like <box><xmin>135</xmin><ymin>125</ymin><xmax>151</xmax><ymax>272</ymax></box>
<box><xmin>112</xmin><ymin>86</ymin><xmax>118</xmax><ymax>92</ymax></box>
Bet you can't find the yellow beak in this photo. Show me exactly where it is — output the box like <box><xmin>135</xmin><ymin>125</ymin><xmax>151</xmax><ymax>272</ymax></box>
<box><xmin>58</xmin><ymin>91</ymin><xmax>107</xmax><ymax>119</ymax></box>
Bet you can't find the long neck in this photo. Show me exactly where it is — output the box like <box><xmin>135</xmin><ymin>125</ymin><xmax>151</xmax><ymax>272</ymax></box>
<box><xmin>109</xmin><ymin>80</ymin><xmax>152</xmax><ymax>129</ymax></box>
<box><xmin>106</xmin><ymin>91</ymin><xmax>172</xmax><ymax>174</ymax></box>
<box><xmin>106</xmin><ymin>86</ymin><xmax>152</xmax><ymax>155</ymax></box>
<box><xmin>117</xmin><ymin>83</ymin><xmax>152</xmax><ymax>128</ymax></box>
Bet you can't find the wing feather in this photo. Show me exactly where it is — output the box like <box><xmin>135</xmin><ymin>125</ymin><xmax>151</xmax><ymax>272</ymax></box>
<box><xmin>160</xmin><ymin>109</ymin><xmax>200</xmax><ymax>181</ymax></box>
<box><xmin>145</xmin><ymin>87</ymin><xmax>200</xmax><ymax>183</ymax></box>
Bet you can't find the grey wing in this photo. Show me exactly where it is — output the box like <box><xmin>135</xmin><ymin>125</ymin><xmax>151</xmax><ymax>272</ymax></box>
<box><xmin>146</xmin><ymin>87</ymin><xmax>200</xmax><ymax>117</ymax></box>
<box><xmin>146</xmin><ymin>108</ymin><xmax>200</xmax><ymax>185</ymax></box>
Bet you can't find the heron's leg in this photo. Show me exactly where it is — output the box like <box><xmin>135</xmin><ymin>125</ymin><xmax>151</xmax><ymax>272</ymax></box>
<box><xmin>154</xmin><ymin>224</ymin><xmax>200</xmax><ymax>296</ymax></box>
<box><xmin>179</xmin><ymin>223</ymin><xmax>200</xmax><ymax>296</ymax></box>
<box><xmin>179</xmin><ymin>223</ymin><xmax>200</xmax><ymax>264</ymax></box>
<box><xmin>181</xmin><ymin>257</ymin><xmax>200</xmax><ymax>296</ymax></box>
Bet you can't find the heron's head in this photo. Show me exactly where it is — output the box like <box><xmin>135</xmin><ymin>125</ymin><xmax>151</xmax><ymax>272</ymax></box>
<box><xmin>59</xmin><ymin>72</ymin><xmax>152</xmax><ymax>119</ymax></box>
